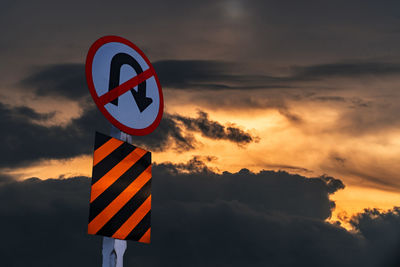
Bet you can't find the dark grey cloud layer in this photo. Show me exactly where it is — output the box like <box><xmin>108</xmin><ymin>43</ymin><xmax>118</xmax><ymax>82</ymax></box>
<box><xmin>21</xmin><ymin>64</ymin><xmax>87</xmax><ymax>100</ymax></box>
<box><xmin>22</xmin><ymin>60</ymin><xmax>400</xmax><ymax>101</ymax></box>
<box><xmin>0</xmin><ymin>101</ymin><xmax>254</xmax><ymax>167</ymax></box>
<box><xmin>155</xmin><ymin>60</ymin><xmax>400</xmax><ymax>90</ymax></box>
<box><xmin>0</xmin><ymin>102</ymin><xmax>107</xmax><ymax>168</ymax></box>
<box><xmin>155</xmin><ymin>161</ymin><xmax>343</xmax><ymax>220</ymax></box>
<box><xmin>350</xmin><ymin>207</ymin><xmax>400</xmax><ymax>267</ymax></box>
<box><xmin>0</xmin><ymin>163</ymin><xmax>398</xmax><ymax>266</ymax></box>
<box><xmin>293</xmin><ymin>62</ymin><xmax>400</xmax><ymax>79</ymax></box>
<box><xmin>0</xmin><ymin>176</ymin><xmax>101</xmax><ymax>266</ymax></box>
<box><xmin>23</xmin><ymin>61</ymin><xmax>397</xmax><ymax>137</ymax></box>
<box><xmin>18</xmin><ymin>61</ymin><xmax>400</xmax><ymax>139</ymax></box>
<box><xmin>3</xmin><ymin>0</ymin><xmax>400</xmax><ymax>79</ymax></box>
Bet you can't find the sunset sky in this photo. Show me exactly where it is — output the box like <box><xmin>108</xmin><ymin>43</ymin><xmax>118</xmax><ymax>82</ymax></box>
<box><xmin>1</xmin><ymin>1</ymin><xmax>400</xmax><ymax>266</ymax></box>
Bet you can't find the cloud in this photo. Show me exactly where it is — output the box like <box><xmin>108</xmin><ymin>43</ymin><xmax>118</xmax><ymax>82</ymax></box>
<box><xmin>18</xmin><ymin>62</ymin><xmax>305</xmax><ymax>125</ymax></box>
<box><xmin>350</xmin><ymin>207</ymin><xmax>400</xmax><ymax>267</ymax></box>
<box><xmin>311</xmin><ymin>96</ymin><xmax>347</xmax><ymax>102</ymax></box>
<box><xmin>10</xmin><ymin>105</ymin><xmax>57</xmax><ymax>122</ymax></box>
<box><xmin>3</xmin><ymin>0</ymin><xmax>400</xmax><ymax>76</ymax></box>
<box><xmin>333</xmin><ymin>99</ymin><xmax>400</xmax><ymax>136</ymax></box>
<box><xmin>0</xmin><ymin>101</ymin><xmax>178</xmax><ymax>168</ymax></box>
<box><xmin>0</xmin><ymin>99</ymin><xmax>256</xmax><ymax>168</ymax></box>
<box><xmin>262</xmin><ymin>163</ymin><xmax>312</xmax><ymax>174</ymax></box>
<box><xmin>153</xmin><ymin>60</ymin><xmax>236</xmax><ymax>89</ymax></box>
<box><xmin>154</xmin><ymin>60</ymin><xmax>400</xmax><ymax>91</ymax></box>
<box><xmin>172</xmin><ymin>111</ymin><xmax>257</xmax><ymax>146</ymax></box>
<box><xmin>22</xmin><ymin>60</ymin><xmax>400</xmax><ymax>102</ymax></box>
<box><xmin>20</xmin><ymin>61</ymin><xmax>286</xmax><ymax>99</ymax></box>
<box><xmin>129</xmin><ymin>113</ymin><xmax>197</xmax><ymax>152</ymax></box>
<box><xmin>0</xmin><ymin>162</ymin><xmax>346</xmax><ymax>266</ymax></box>
<box><xmin>21</xmin><ymin>64</ymin><xmax>87</xmax><ymax>100</ymax></box>
<box><xmin>1</xmin><ymin>161</ymin><xmax>398</xmax><ymax>266</ymax></box>
<box><xmin>157</xmin><ymin>155</ymin><xmax>217</xmax><ymax>174</ymax></box>
<box><xmin>0</xmin><ymin>176</ymin><xmax>101</xmax><ymax>266</ymax></box>
<box><xmin>0</xmin><ymin>173</ymin><xmax>14</xmax><ymax>185</ymax></box>
<box><xmin>21</xmin><ymin>61</ymin><xmax>399</xmax><ymax>144</ymax></box>
<box><xmin>0</xmin><ymin>102</ymin><xmax>99</xmax><ymax>168</ymax></box>
<box><xmin>153</xmin><ymin>60</ymin><xmax>290</xmax><ymax>90</ymax></box>
<box><xmin>324</xmin><ymin>150</ymin><xmax>400</xmax><ymax>192</ymax></box>
<box><xmin>154</xmin><ymin>161</ymin><xmax>344</xmax><ymax>220</ymax></box>
<box><xmin>290</xmin><ymin>62</ymin><xmax>400</xmax><ymax>81</ymax></box>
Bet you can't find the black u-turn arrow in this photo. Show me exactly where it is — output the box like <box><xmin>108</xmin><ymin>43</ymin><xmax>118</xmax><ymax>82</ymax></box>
<box><xmin>108</xmin><ymin>53</ymin><xmax>153</xmax><ymax>112</ymax></box>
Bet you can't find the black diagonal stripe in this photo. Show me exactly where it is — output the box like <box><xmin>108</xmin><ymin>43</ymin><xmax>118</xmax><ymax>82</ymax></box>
<box><xmin>94</xmin><ymin>132</ymin><xmax>112</xmax><ymax>150</ymax></box>
<box><xmin>96</xmin><ymin>179</ymin><xmax>151</xmax><ymax>237</ymax></box>
<box><xmin>91</xmin><ymin>142</ymin><xmax>137</xmax><ymax>184</ymax></box>
<box><xmin>89</xmin><ymin>152</ymin><xmax>151</xmax><ymax>222</ymax></box>
<box><xmin>126</xmin><ymin>211</ymin><xmax>151</xmax><ymax>241</ymax></box>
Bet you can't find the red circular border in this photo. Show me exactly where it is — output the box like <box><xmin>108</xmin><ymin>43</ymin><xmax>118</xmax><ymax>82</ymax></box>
<box><xmin>85</xmin><ymin>36</ymin><xmax>164</xmax><ymax>136</ymax></box>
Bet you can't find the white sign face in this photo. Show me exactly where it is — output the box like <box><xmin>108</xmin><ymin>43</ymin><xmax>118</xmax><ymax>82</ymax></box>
<box><xmin>86</xmin><ymin>36</ymin><xmax>163</xmax><ymax>136</ymax></box>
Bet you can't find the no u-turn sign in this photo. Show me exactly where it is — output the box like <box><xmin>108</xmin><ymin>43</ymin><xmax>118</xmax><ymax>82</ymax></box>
<box><xmin>85</xmin><ymin>36</ymin><xmax>164</xmax><ymax>136</ymax></box>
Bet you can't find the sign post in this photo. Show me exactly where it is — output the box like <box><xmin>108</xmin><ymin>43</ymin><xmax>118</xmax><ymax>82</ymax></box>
<box><xmin>101</xmin><ymin>129</ymin><xmax>131</xmax><ymax>267</ymax></box>
<box><xmin>85</xmin><ymin>36</ymin><xmax>163</xmax><ymax>267</ymax></box>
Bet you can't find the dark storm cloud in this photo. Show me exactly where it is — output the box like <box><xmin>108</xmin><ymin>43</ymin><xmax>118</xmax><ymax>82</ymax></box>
<box><xmin>21</xmin><ymin>64</ymin><xmax>87</xmax><ymax>100</ymax></box>
<box><xmin>153</xmin><ymin>60</ymin><xmax>287</xmax><ymax>90</ymax></box>
<box><xmin>290</xmin><ymin>62</ymin><xmax>400</xmax><ymax>80</ymax></box>
<box><xmin>172</xmin><ymin>111</ymin><xmax>257</xmax><ymax>145</ymax></box>
<box><xmin>0</xmin><ymin>176</ymin><xmax>102</xmax><ymax>266</ymax></box>
<box><xmin>22</xmin><ymin>60</ymin><xmax>400</xmax><ymax>103</ymax></box>
<box><xmin>0</xmin><ymin>102</ymin><xmax>107</xmax><ymax>168</ymax></box>
<box><xmin>153</xmin><ymin>60</ymin><xmax>234</xmax><ymax>89</ymax></box>
<box><xmin>350</xmin><ymin>207</ymin><xmax>400</xmax><ymax>267</ymax></box>
<box><xmin>312</xmin><ymin>96</ymin><xmax>347</xmax><ymax>102</ymax></box>
<box><xmin>155</xmin><ymin>60</ymin><xmax>400</xmax><ymax>90</ymax></box>
<box><xmin>0</xmin><ymin>162</ymin><xmax>397</xmax><ymax>266</ymax></box>
<box><xmin>0</xmin><ymin>102</ymin><xmax>186</xmax><ymax>167</ymax></box>
<box><xmin>11</xmin><ymin>105</ymin><xmax>56</xmax><ymax>121</ymax></box>
<box><xmin>311</xmin><ymin>96</ymin><xmax>371</xmax><ymax>109</ymax></box>
<box><xmin>158</xmin><ymin>155</ymin><xmax>216</xmax><ymax>174</ymax></box>
<box><xmin>154</xmin><ymin>162</ymin><xmax>344</xmax><ymax>220</ymax></box>
<box><xmin>0</xmin><ymin>99</ymin><xmax>254</xmax><ymax>167</ymax></box>
<box><xmin>0</xmin><ymin>173</ymin><xmax>14</xmax><ymax>185</ymax></box>
<box><xmin>309</xmin><ymin>96</ymin><xmax>373</xmax><ymax>112</ymax></box>
<box><xmin>20</xmin><ymin>61</ymin><xmax>284</xmax><ymax>98</ymax></box>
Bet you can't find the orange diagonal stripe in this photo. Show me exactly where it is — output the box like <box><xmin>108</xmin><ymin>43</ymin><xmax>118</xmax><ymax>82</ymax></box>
<box><xmin>88</xmin><ymin>166</ymin><xmax>152</xmax><ymax>235</ymax></box>
<box><xmin>112</xmin><ymin>195</ymin><xmax>152</xmax><ymax>240</ymax></box>
<box><xmin>138</xmin><ymin>227</ymin><xmax>151</xmax><ymax>244</ymax></box>
<box><xmin>93</xmin><ymin>138</ymin><xmax>123</xmax><ymax>166</ymax></box>
<box><xmin>90</xmin><ymin>148</ymin><xmax>147</xmax><ymax>203</ymax></box>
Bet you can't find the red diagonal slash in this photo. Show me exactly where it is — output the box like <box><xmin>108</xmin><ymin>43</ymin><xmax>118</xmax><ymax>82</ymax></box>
<box><xmin>98</xmin><ymin>68</ymin><xmax>154</xmax><ymax>106</ymax></box>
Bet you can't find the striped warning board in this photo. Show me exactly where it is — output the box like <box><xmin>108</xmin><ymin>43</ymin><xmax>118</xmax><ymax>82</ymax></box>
<box><xmin>88</xmin><ymin>132</ymin><xmax>151</xmax><ymax>243</ymax></box>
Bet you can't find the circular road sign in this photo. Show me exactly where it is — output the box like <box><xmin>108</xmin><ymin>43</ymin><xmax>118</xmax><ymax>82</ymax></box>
<box><xmin>85</xmin><ymin>36</ymin><xmax>163</xmax><ymax>136</ymax></box>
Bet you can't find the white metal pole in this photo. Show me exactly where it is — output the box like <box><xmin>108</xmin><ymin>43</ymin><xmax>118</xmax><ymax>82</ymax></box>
<box><xmin>102</xmin><ymin>126</ymin><xmax>131</xmax><ymax>267</ymax></box>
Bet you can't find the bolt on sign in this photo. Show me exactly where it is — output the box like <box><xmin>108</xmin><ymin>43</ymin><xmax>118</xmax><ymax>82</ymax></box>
<box><xmin>88</xmin><ymin>132</ymin><xmax>151</xmax><ymax>243</ymax></box>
